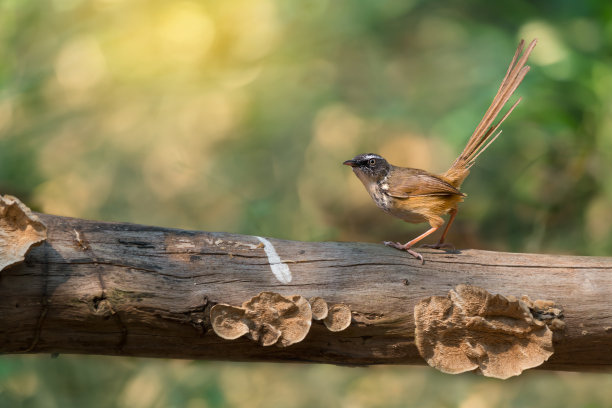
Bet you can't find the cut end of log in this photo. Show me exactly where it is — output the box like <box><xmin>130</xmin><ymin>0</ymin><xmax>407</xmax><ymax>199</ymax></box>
<box><xmin>0</xmin><ymin>195</ymin><xmax>47</xmax><ymax>272</ymax></box>
<box><xmin>414</xmin><ymin>284</ymin><xmax>563</xmax><ymax>379</ymax></box>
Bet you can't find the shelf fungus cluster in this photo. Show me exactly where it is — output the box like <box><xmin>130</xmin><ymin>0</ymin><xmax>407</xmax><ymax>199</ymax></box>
<box><xmin>0</xmin><ymin>195</ymin><xmax>47</xmax><ymax>273</ymax></box>
<box><xmin>210</xmin><ymin>292</ymin><xmax>351</xmax><ymax>347</ymax></box>
<box><xmin>414</xmin><ymin>284</ymin><xmax>564</xmax><ymax>379</ymax></box>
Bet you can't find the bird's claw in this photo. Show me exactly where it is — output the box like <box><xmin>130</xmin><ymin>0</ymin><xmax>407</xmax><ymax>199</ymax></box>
<box><xmin>383</xmin><ymin>241</ymin><xmax>404</xmax><ymax>250</ymax></box>
<box><xmin>383</xmin><ymin>241</ymin><xmax>425</xmax><ymax>264</ymax></box>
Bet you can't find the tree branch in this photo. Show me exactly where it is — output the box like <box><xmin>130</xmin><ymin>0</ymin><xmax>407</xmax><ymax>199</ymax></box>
<box><xmin>1</xmin><ymin>210</ymin><xmax>611</xmax><ymax>375</ymax></box>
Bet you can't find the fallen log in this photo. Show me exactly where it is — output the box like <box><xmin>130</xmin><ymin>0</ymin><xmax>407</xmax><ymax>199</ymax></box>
<box><xmin>0</xmin><ymin>195</ymin><xmax>610</xmax><ymax>379</ymax></box>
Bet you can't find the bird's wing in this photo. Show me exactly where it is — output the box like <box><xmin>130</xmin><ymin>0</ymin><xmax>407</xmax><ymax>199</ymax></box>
<box><xmin>385</xmin><ymin>169</ymin><xmax>464</xmax><ymax>198</ymax></box>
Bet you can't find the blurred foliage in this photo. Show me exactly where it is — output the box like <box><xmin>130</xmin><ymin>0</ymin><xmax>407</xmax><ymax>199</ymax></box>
<box><xmin>1</xmin><ymin>0</ymin><xmax>611</xmax><ymax>406</ymax></box>
<box><xmin>2</xmin><ymin>356</ymin><xmax>612</xmax><ymax>408</ymax></box>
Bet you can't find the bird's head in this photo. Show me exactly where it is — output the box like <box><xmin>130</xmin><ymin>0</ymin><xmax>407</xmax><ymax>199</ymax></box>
<box><xmin>343</xmin><ymin>153</ymin><xmax>390</xmax><ymax>183</ymax></box>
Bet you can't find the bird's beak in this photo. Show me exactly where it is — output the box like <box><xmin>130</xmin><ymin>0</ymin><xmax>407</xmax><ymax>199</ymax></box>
<box><xmin>343</xmin><ymin>159</ymin><xmax>357</xmax><ymax>167</ymax></box>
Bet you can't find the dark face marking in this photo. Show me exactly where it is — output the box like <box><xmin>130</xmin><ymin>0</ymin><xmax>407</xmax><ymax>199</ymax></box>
<box><xmin>343</xmin><ymin>153</ymin><xmax>390</xmax><ymax>183</ymax></box>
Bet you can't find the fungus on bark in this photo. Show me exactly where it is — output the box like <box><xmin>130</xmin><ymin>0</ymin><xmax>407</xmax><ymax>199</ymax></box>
<box><xmin>211</xmin><ymin>292</ymin><xmax>312</xmax><ymax>347</ymax></box>
<box><xmin>209</xmin><ymin>304</ymin><xmax>250</xmax><ymax>340</ymax></box>
<box><xmin>323</xmin><ymin>304</ymin><xmax>352</xmax><ymax>332</ymax></box>
<box><xmin>309</xmin><ymin>297</ymin><xmax>328</xmax><ymax>320</ymax></box>
<box><xmin>0</xmin><ymin>195</ymin><xmax>47</xmax><ymax>273</ymax></box>
<box><xmin>414</xmin><ymin>284</ymin><xmax>564</xmax><ymax>379</ymax></box>
<box><xmin>211</xmin><ymin>293</ymin><xmax>353</xmax><ymax>346</ymax></box>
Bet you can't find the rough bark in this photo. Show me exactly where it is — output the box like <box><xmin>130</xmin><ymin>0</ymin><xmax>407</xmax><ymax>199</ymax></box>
<box><xmin>1</xmin><ymin>212</ymin><xmax>611</xmax><ymax>372</ymax></box>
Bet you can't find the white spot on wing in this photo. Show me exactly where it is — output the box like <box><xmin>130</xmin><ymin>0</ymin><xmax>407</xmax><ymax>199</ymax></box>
<box><xmin>256</xmin><ymin>236</ymin><xmax>292</xmax><ymax>284</ymax></box>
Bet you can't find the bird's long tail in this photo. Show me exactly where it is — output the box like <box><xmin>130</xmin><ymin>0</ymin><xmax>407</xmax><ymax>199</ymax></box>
<box><xmin>443</xmin><ymin>39</ymin><xmax>537</xmax><ymax>187</ymax></box>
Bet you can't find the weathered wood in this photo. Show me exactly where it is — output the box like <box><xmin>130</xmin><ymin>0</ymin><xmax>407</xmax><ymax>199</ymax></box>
<box><xmin>1</xmin><ymin>213</ymin><xmax>611</xmax><ymax>371</ymax></box>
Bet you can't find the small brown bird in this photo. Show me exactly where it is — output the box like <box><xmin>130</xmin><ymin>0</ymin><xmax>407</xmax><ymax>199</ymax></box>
<box><xmin>344</xmin><ymin>39</ymin><xmax>536</xmax><ymax>262</ymax></box>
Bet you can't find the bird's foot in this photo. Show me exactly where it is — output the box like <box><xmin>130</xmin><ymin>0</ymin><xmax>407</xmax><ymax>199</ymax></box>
<box><xmin>420</xmin><ymin>242</ymin><xmax>456</xmax><ymax>251</ymax></box>
<box><xmin>383</xmin><ymin>241</ymin><xmax>424</xmax><ymax>264</ymax></box>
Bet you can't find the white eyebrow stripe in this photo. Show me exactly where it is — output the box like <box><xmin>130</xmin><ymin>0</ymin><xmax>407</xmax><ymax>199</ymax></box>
<box><xmin>255</xmin><ymin>236</ymin><xmax>292</xmax><ymax>284</ymax></box>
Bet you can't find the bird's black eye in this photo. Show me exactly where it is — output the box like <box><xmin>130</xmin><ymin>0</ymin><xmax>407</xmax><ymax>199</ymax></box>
<box><xmin>368</xmin><ymin>158</ymin><xmax>376</xmax><ymax>167</ymax></box>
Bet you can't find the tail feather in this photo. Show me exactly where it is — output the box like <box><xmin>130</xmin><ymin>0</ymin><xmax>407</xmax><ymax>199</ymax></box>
<box><xmin>444</xmin><ymin>39</ymin><xmax>536</xmax><ymax>187</ymax></box>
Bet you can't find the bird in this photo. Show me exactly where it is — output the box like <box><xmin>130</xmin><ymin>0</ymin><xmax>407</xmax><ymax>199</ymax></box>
<box><xmin>343</xmin><ymin>39</ymin><xmax>536</xmax><ymax>263</ymax></box>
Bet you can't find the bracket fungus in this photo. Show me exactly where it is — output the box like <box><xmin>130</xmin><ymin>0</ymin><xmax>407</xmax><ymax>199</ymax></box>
<box><xmin>309</xmin><ymin>297</ymin><xmax>328</xmax><ymax>320</ymax></box>
<box><xmin>211</xmin><ymin>292</ymin><xmax>352</xmax><ymax>346</ymax></box>
<box><xmin>414</xmin><ymin>284</ymin><xmax>564</xmax><ymax>379</ymax></box>
<box><xmin>0</xmin><ymin>195</ymin><xmax>47</xmax><ymax>273</ymax></box>
<box><xmin>323</xmin><ymin>304</ymin><xmax>352</xmax><ymax>332</ymax></box>
<box><xmin>307</xmin><ymin>297</ymin><xmax>351</xmax><ymax>331</ymax></box>
<box><xmin>211</xmin><ymin>292</ymin><xmax>312</xmax><ymax>347</ymax></box>
<box><xmin>209</xmin><ymin>304</ymin><xmax>250</xmax><ymax>340</ymax></box>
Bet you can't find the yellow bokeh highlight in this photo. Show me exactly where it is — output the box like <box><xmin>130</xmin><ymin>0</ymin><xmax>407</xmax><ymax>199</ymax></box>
<box><xmin>55</xmin><ymin>36</ymin><xmax>107</xmax><ymax>90</ymax></box>
<box><xmin>36</xmin><ymin>170</ymin><xmax>113</xmax><ymax>217</ymax></box>
<box><xmin>519</xmin><ymin>21</ymin><xmax>568</xmax><ymax>66</ymax></box>
<box><xmin>298</xmin><ymin>104</ymin><xmax>367</xmax><ymax>226</ymax></box>
<box><xmin>218</xmin><ymin>0</ymin><xmax>280</xmax><ymax>61</ymax></box>
<box><xmin>3</xmin><ymin>372</ymin><xmax>38</xmax><ymax>399</ymax></box>
<box><xmin>119</xmin><ymin>367</ymin><xmax>165</xmax><ymax>408</ymax></box>
<box><xmin>313</xmin><ymin>104</ymin><xmax>364</xmax><ymax>151</ymax></box>
<box><xmin>157</xmin><ymin>2</ymin><xmax>216</xmax><ymax>64</ymax></box>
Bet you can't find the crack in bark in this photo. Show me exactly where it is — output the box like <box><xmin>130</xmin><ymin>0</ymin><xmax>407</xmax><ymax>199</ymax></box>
<box><xmin>117</xmin><ymin>239</ymin><xmax>156</xmax><ymax>249</ymax></box>
<box><xmin>197</xmin><ymin>279</ymin><xmax>259</xmax><ymax>285</ymax></box>
<box><xmin>269</xmin><ymin>282</ymin><xmax>329</xmax><ymax>288</ymax></box>
<box><xmin>425</xmin><ymin>258</ymin><xmax>612</xmax><ymax>270</ymax></box>
<box><xmin>161</xmin><ymin>251</ymin><xmax>265</xmax><ymax>259</ymax></box>
<box><xmin>24</xmin><ymin>245</ymin><xmax>50</xmax><ymax>352</ymax></box>
<box><xmin>330</xmin><ymin>262</ymin><xmax>412</xmax><ymax>268</ymax></box>
<box><xmin>78</xmin><ymin>229</ymin><xmax>128</xmax><ymax>353</ymax></box>
<box><xmin>278</xmin><ymin>258</ymin><xmax>345</xmax><ymax>264</ymax></box>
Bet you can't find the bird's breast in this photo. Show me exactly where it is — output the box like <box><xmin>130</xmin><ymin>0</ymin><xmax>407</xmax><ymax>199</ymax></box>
<box><xmin>369</xmin><ymin>185</ymin><xmax>390</xmax><ymax>210</ymax></box>
<box><xmin>373</xmin><ymin>179</ymin><xmax>429</xmax><ymax>223</ymax></box>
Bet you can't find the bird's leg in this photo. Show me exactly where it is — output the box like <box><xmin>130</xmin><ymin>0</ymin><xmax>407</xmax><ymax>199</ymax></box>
<box><xmin>384</xmin><ymin>226</ymin><xmax>439</xmax><ymax>263</ymax></box>
<box><xmin>421</xmin><ymin>208</ymin><xmax>457</xmax><ymax>250</ymax></box>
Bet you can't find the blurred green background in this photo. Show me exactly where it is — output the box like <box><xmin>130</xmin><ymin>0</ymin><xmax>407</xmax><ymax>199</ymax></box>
<box><xmin>1</xmin><ymin>0</ymin><xmax>611</xmax><ymax>406</ymax></box>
